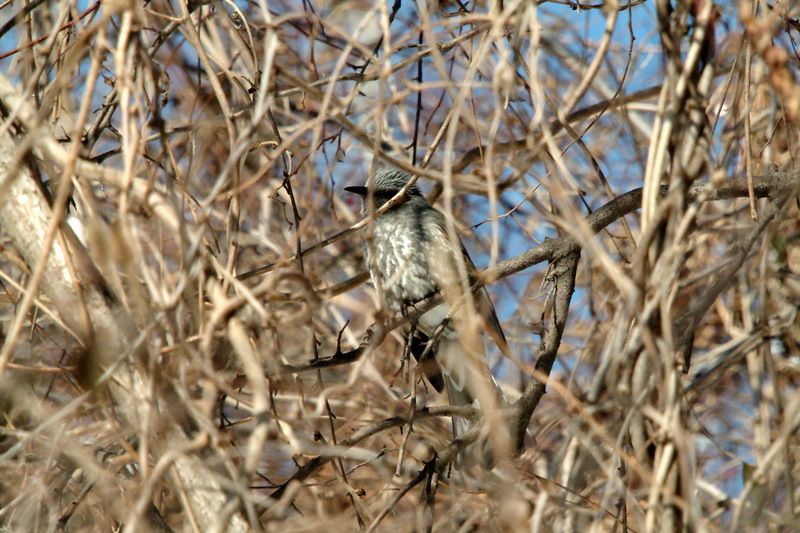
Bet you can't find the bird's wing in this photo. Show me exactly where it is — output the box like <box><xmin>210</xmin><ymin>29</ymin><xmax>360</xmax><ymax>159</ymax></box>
<box><xmin>463</xmin><ymin>248</ymin><xmax>511</xmax><ymax>358</ymax></box>
<box><xmin>425</xmin><ymin>210</ymin><xmax>510</xmax><ymax>357</ymax></box>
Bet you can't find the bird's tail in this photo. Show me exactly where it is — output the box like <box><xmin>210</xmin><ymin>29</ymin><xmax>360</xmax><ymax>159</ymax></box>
<box><xmin>438</xmin><ymin>335</ymin><xmax>512</xmax><ymax>466</ymax></box>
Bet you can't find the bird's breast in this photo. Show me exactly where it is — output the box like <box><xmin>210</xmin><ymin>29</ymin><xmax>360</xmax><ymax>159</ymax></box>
<box><xmin>363</xmin><ymin>215</ymin><xmax>439</xmax><ymax>310</ymax></box>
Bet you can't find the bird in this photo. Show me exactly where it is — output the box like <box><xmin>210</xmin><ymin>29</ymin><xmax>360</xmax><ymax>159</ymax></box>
<box><xmin>345</xmin><ymin>168</ymin><xmax>511</xmax><ymax>457</ymax></box>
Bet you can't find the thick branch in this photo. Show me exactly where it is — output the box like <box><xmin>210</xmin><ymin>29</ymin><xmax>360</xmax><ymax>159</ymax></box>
<box><xmin>512</xmin><ymin>251</ymin><xmax>580</xmax><ymax>452</ymax></box>
<box><xmin>0</xmin><ymin>97</ymin><xmax>250</xmax><ymax>533</ymax></box>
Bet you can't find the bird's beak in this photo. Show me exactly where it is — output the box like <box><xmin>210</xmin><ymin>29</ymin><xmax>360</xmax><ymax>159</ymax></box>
<box><xmin>344</xmin><ymin>185</ymin><xmax>368</xmax><ymax>196</ymax></box>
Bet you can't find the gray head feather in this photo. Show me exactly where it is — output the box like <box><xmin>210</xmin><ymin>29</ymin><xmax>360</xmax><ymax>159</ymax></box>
<box><xmin>371</xmin><ymin>168</ymin><xmax>422</xmax><ymax>196</ymax></box>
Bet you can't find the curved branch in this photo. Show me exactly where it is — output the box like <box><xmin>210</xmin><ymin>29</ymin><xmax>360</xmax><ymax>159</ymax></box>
<box><xmin>275</xmin><ymin>172</ymin><xmax>799</xmax><ymax>475</ymax></box>
<box><xmin>283</xmin><ymin>173</ymin><xmax>800</xmax><ymax>376</ymax></box>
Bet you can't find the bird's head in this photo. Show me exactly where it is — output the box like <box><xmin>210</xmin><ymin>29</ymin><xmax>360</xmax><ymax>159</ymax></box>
<box><xmin>344</xmin><ymin>168</ymin><xmax>424</xmax><ymax>209</ymax></box>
